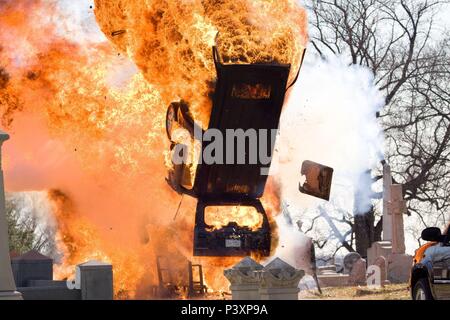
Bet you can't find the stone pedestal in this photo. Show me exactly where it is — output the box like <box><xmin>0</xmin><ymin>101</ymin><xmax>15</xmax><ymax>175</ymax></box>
<box><xmin>77</xmin><ymin>260</ymin><xmax>113</xmax><ymax>300</ymax></box>
<box><xmin>259</xmin><ymin>287</ymin><xmax>301</xmax><ymax>300</ymax></box>
<box><xmin>224</xmin><ymin>257</ymin><xmax>263</xmax><ymax>300</ymax></box>
<box><xmin>225</xmin><ymin>257</ymin><xmax>305</xmax><ymax>300</ymax></box>
<box><xmin>0</xmin><ymin>131</ymin><xmax>22</xmax><ymax>300</ymax></box>
<box><xmin>0</xmin><ymin>291</ymin><xmax>22</xmax><ymax>300</ymax></box>
<box><xmin>259</xmin><ymin>258</ymin><xmax>304</xmax><ymax>300</ymax></box>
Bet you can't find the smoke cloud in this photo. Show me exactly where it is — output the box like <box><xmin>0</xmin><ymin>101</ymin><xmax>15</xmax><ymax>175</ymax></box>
<box><xmin>274</xmin><ymin>53</ymin><xmax>384</xmax><ymax>261</ymax></box>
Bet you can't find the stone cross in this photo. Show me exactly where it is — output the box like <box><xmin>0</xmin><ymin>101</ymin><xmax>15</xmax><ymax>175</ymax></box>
<box><xmin>387</xmin><ymin>184</ymin><xmax>407</xmax><ymax>254</ymax></box>
<box><xmin>382</xmin><ymin>163</ymin><xmax>407</xmax><ymax>254</ymax></box>
<box><xmin>0</xmin><ymin>131</ymin><xmax>22</xmax><ymax>300</ymax></box>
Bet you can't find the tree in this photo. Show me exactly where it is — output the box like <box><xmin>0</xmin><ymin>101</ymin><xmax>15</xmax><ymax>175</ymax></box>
<box><xmin>306</xmin><ymin>0</ymin><xmax>450</xmax><ymax>256</ymax></box>
<box><xmin>5</xmin><ymin>194</ymin><xmax>56</xmax><ymax>255</ymax></box>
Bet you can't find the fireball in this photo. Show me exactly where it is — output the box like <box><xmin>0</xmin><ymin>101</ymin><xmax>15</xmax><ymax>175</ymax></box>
<box><xmin>0</xmin><ymin>0</ymin><xmax>308</xmax><ymax>298</ymax></box>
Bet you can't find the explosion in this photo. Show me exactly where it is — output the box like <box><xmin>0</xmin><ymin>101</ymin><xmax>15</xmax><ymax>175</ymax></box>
<box><xmin>0</xmin><ymin>0</ymin><xmax>308</xmax><ymax>298</ymax></box>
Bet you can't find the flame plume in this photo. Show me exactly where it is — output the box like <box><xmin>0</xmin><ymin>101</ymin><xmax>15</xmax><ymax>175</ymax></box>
<box><xmin>94</xmin><ymin>0</ymin><xmax>308</xmax><ymax>126</ymax></box>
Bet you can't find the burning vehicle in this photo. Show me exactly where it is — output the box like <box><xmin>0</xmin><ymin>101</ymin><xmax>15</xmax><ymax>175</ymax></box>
<box><xmin>165</xmin><ymin>46</ymin><xmax>327</xmax><ymax>257</ymax></box>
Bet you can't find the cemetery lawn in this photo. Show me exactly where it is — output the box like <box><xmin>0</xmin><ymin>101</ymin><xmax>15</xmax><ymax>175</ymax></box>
<box><xmin>298</xmin><ymin>284</ymin><xmax>410</xmax><ymax>300</ymax></box>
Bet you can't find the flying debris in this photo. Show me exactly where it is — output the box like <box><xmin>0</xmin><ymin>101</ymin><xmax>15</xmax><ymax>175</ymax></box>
<box><xmin>299</xmin><ymin>160</ymin><xmax>334</xmax><ymax>201</ymax></box>
<box><xmin>111</xmin><ymin>30</ymin><xmax>126</xmax><ymax>37</ymax></box>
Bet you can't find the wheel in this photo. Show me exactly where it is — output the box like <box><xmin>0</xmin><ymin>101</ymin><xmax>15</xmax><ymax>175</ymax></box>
<box><xmin>412</xmin><ymin>278</ymin><xmax>433</xmax><ymax>300</ymax></box>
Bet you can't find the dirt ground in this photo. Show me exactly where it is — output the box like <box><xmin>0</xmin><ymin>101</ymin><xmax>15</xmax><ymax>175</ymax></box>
<box><xmin>298</xmin><ymin>283</ymin><xmax>411</xmax><ymax>300</ymax></box>
<box><xmin>204</xmin><ymin>283</ymin><xmax>411</xmax><ymax>300</ymax></box>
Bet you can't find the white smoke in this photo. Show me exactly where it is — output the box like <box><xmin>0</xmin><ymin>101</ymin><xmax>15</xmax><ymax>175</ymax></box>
<box><xmin>274</xmin><ymin>52</ymin><xmax>384</xmax><ymax>263</ymax></box>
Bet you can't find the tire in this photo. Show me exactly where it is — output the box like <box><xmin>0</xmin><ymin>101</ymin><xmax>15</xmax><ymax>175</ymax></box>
<box><xmin>412</xmin><ymin>278</ymin><xmax>434</xmax><ymax>300</ymax></box>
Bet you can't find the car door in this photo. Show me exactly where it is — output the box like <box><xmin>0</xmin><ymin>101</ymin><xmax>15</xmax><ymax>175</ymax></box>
<box><xmin>432</xmin><ymin>226</ymin><xmax>450</xmax><ymax>300</ymax></box>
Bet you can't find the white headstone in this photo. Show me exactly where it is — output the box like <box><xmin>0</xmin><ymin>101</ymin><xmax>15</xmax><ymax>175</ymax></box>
<box><xmin>374</xmin><ymin>256</ymin><xmax>388</xmax><ymax>285</ymax></box>
<box><xmin>367</xmin><ymin>265</ymin><xmax>381</xmax><ymax>289</ymax></box>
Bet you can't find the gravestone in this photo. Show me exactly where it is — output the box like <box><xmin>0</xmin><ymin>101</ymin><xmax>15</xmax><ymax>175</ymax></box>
<box><xmin>348</xmin><ymin>258</ymin><xmax>366</xmax><ymax>286</ymax></box>
<box><xmin>387</xmin><ymin>254</ymin><xmax>413</xmax><ymax>284</ymax></box>
<box><xmin>366</xmin><ymin>265</ymin><xmax>381</xmax><ymax>288</ymax></box>
<box><xmin>374</xmin><ymin>256</ymin><xmax>388</xmax><ymax>285</ymax></box>
<box><xmin>224</xmin><ymin>257</ymin><xmax>263</xmax><ymax>300</ymax></box>
<box><xmin>317</xmin><ymin>273</ymin><xmax>350</xmax><ymax>288</ymax></box>
<box><xmin>77</xmin><ymin>260</ymin><xmax>113</xmax><ymax>300</ymax></box>
<box><xmin>385</xmin><ymin>181</ymin><xmax>412</xmax><ymax>283</ymax></box>
<box><xmin>369</xmin><ymin>163</ymin><xmax>412</xmax><ymax>283</ymax></box>
<box><xmin>11</xmin><ymin>250</ymin><xmax>53</xmax><ymax>287</ymax></box>
<box><xmin>317</xmin><ymin>265</ymin><xmax>337</xmax><ymax>275</ymax></box>
<box><xmin>343</xmin><ymin>252</ymin><xmax>361</xmax><ymax>274</ymax></box>
<box><xmin>0</xmin><ymin>131</ymin><xmax>22</xmax><ymax>300</ymax></box>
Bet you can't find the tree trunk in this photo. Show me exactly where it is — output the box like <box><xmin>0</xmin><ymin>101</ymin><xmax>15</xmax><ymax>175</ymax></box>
<box><xmin>374</xmin><ymin>216</ymin><xmax>383</xmax><ymax>242</ymax></box>
<box><xmin>354</xmin><ymin>206</ymin><xmax>375</xmax><ymax>258</ymax></box>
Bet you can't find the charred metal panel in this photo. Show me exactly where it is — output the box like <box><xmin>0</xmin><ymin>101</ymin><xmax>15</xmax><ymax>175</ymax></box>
<box><xmin>299</xmin><ymin>160</ymin><xmax>334</xmax><ymax>201</ymax></box>
<box><xmin>193</xmin><ymin>50</ymin><xmax>291</xmax><ymax>199</ymax></box>
<box><xmin>191</xmin><ymin>52</ymin><xmax>289</xmax><ymax>256</ymax></box>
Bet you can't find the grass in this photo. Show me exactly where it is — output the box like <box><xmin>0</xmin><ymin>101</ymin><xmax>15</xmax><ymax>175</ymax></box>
<box><xmin>299</xmin><ymin>283</ymin><xmax>411</xmax><ymax>300</ymax></box>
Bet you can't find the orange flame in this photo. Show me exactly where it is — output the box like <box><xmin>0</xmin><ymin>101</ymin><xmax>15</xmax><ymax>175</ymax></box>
<box><xmin>205</xmin><ymin>206</ymin><xmax>263</xmax><ymax>231</ymax></box>
<box><xmin>94</xmin><ymin>0</ymin><xmax>308</xmax><ymax>127</ymax></box>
